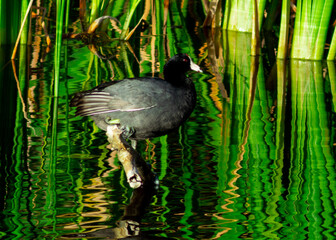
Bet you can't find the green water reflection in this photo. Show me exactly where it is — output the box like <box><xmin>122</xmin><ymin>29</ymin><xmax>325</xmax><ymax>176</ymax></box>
<box><xmin>1</xmin><ymin>31</ymin><xmax>336</xmax><ymax>239</ymax></box>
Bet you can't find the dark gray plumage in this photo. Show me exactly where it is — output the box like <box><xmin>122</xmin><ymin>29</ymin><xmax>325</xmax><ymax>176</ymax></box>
<box><xmin>70</xmin><ymin>53</ymin><xmax>202</xmax><ymax>140</ymax></box>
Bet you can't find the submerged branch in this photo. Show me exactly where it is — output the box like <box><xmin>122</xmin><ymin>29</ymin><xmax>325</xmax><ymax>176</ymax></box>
<box><xmin>106</xmin><ymin>125</ymin><xmax>155</xmax><ymax>189</ymax></box>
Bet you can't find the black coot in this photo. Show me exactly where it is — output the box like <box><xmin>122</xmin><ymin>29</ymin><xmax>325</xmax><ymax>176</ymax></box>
<box><xmin>70</xmin><ymin>53</ymin><xmax>202</xmax><ymax>140</ymax></box>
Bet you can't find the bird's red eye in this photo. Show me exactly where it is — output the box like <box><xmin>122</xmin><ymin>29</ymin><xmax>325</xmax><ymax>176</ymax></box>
<box><xmin>183</xmin><ymin>58</ymin><xmax>188</xmax><ymax>62</ymax></box>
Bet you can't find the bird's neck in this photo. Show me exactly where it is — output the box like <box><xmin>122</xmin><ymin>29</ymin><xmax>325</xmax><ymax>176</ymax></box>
<box><xmin>164</xmin><ymin>68</ymin><xmax>189</xmax><ymax>87</ymax></box>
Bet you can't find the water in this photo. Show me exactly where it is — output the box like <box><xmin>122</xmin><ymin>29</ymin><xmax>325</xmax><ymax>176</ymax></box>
<box><xmin>1</xmin><ymin>7</ymin><xmax>336</xmax><ymax>240</ymax></box>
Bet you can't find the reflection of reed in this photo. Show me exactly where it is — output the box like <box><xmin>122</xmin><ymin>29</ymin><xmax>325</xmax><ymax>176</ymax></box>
<box><xmin>239</xmin><ymin>56</ymin><xmax>258</xmax><ymax>157</ymax></box>
<box><xmin>282</xmin><ymin>60</ymin><xmax>336</xmax><ymax>238</ymax></box>
<box><xmin>328</xmin><ymin>61</ymin><xmax>336</xmax><ymax>113</ymax></box>
<box><xmin>261</xmin><ymin>60</ymin><xmax>287</xmax><ymax>238</ymax></box>
<box><xmin>4</xmin><ymin>0</ymin><xmax>336</xmax><ymax>237</ymax></box>
<box><xmin>64</xmin><ymin>182</ymin><xmax>156</xmax><ymax>239</ymax></box>
<box><xmin>63</xmin><ymin>125</ymin><xmax>156</xmax><ymax>234</ymax></box>
<box><xmin>62</xmin><ymin>176</ymin><xmax>114</xmax><ymax>231</ymax></box>
<box><xmin>215</xmin><ymin>55</ymin><xmax>258</xmax><ymax>238</ymax></box>
<box><xmin>205</xmin><ymin>30</ymin><xmax>257</xmax><ymax>238</ymax></box>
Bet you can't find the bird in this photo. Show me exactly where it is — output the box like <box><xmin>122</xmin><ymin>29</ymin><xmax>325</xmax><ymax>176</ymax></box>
<box><xmin>70</xmin><ymin>53</ymin><xmax>202</xmax><ymax>144</ymax></box>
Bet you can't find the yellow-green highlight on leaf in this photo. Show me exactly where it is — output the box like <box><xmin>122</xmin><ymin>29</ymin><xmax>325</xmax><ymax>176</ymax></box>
<box><xmin>277</xmin><ymin>0</ymin><xmax>290</xmax><ymax>59</ymax></box>
<box><xmin>291</xmin><ymin>0</ymin><xmax>334</xmax><ymax>60</ymax></box>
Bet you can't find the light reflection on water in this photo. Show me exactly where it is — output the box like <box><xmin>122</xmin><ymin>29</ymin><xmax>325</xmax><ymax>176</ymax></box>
<box><xmin>1</xmin><ymin>30</ymin><xmax>336</xmax><ymax>240</ymax></box>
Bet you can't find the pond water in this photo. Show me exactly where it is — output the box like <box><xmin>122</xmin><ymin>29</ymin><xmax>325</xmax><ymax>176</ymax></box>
<box><xmin>1</xmin><ymin>6</ymin><xmax>336</xmax><ymax>240</ymax></box>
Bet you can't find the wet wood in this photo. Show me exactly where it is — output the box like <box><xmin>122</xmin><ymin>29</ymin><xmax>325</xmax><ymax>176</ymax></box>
<box><xmin>106</xmin><ymin>125</ymin><xmax>155</xmax><ymax>188</ymax></box>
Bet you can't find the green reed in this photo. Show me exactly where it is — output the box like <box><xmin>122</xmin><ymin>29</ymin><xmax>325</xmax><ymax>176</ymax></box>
<box><xmin>203</xmin><ymin>0</ymin><xmax>336</xmax><ymax>60</ymax></box>
<box><xmin>327</xmin><ymin>30</ymin><xmax>336</xmax><ymax>60</ymax></box>
<box><xmin>216</xmin><ymin>27</ymin><xmax>336</xmax><ymax>238</ymax></box>
<box><xmin>6</xmin><ymin>0</ymin><xmax>335</xmax><ymax>60</ymax></box>
<box><xmin>277</xmin><ymin>0</ymin><xmax>290</xmax><ymax>59</ymax></box>
<box><xmin>0</xmin><ymin>0</ymin><xmax>20</xmax><ymax>45</ymax></box>
<box><xmin>2</xmin><ymin>1</ymin><xmax>336</xmax><ymax>238</ymax></box>
<box><xmin>119</xmin><ymin>0</ymin><xmax>141</xmax><ymax>39</ymax></box>
<box><xmin>49</xmin><ymin>2</ymin><xmax>67</xmax><ymax>225</ymax></box>
<box><xmin>0</xmin><ymin>1</ymin><xmax>5</xmax><ymax>45</ymax></box>
<box><xmin>285</xmin><ymin>60</ymin><xmax>336</xmax><ymax>238</ymax></box>
<box><xmin>54</xmin><ymin>0</ymin><xmax>66</xmax><ymax>97</ymax></box>
<box><xmin>89</xmin><ymin>0</ymin><xmax>102</xmax><ymax>24</ymax></box>
<box><xmin>19</xmin><ymin>0</ymin><xmax>29</xmax><ymax>45</ymax></box>
<box><xmin>291</xmin><ymin>0</ymin><xmax>334</xmax><ymax>60</ymax></box>
<box><xmin>4</xmin><ymin>43</ymin><xmax>28</xmax><ymax>240</ymax></box>
<box><xmin>328</xmin><ymin>61</ymin><xmax>336</xmax><ymax>110</ymax></box>
<box><xmin>266</xmin><ymin>61</ymin><xmax>286</xmax><ymax>238</ymax></box>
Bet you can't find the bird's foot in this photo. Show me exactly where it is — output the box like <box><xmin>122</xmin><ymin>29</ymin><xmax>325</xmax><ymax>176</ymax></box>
<box><xmin>120</xmin><ymin>125</ymin><xmax>135</xmax><ymax>139</ymax></box>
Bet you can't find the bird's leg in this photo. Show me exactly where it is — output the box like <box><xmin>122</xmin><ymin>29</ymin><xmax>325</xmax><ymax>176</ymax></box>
<box><xmin>105</xmin><ymin>117</ymin><xmax>136</xmax><ymax>147</ymax></box>
<box><xmin>131</xmin><ymin>140</ymin><xmax>137</xmax><ymax>149</ymax></box>
<box><xmin>119</xmin><ymin>125</ymin><xmax>135</xmax><ymax>139</ymax></box>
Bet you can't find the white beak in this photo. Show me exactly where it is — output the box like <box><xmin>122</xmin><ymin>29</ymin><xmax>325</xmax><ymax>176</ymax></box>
<box><xmin>189</xmin><ymin>57</ymin><xmax>203</xmax><ymax>73</ymax></box>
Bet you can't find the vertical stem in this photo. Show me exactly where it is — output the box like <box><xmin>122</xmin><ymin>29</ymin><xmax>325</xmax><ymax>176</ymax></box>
<box><xmin>0</xmin><ymin>0</ymin><xmax>6</xmax><ymax>45</ymax></box>
<box><xmin>328</xmin><ymin>61</ymin><xmax>336</xmax><ymax>110</ymax></box>
<box><xmin>120</xmin><ymin>0</ymin><xmax>141</xmax><ymax>40</ymax></box>
<box><xmin>290</xmin><ymin>0</ymin><xmax>302</xmax><ymax>59</ymax></box>
<box><xmin>277</xmin><ymin>0</ymin><xmax>290</xmax><ymax>59</ymax></box>
<box><xmin>11</xmin><ymin>0</ymin><xmax>34</xmax><ymax>59</ymax></box>
<box><xmin>65</xmin><ymin>0</ymin><xmax>70</xmax><ymax>34</ymax></box>
<box><xmin>251</xmin><ymin>0</ymin><xmax>260</xmax><ymax>56</ymax></box>
<box><xmin>54</xmin><ymin>0</ymin><xmax>66</xmax><ymax>98</ymax></box>
<box><xmin>20</xmin><ymin>0</ymin><xmax>29</xmax><ymax>45</ymax></box>
<box><xmin>327</xmin><ymin>26</ymin><xmax>336</xmax><ymax>60</ymax></box>
<box><xmin>90</xmin><ymin>0</ymin><xmax>100</xmax><ymax>24</ymax></box>
<box><xmin>313</xmin><ymin>0</ymin><xmax>334</xmax><ymax>60</ymax></box>
<box><xmin>79</xmin><ymin>0</ymin><xmax>87</xmax><ymax>31</ymax></box>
